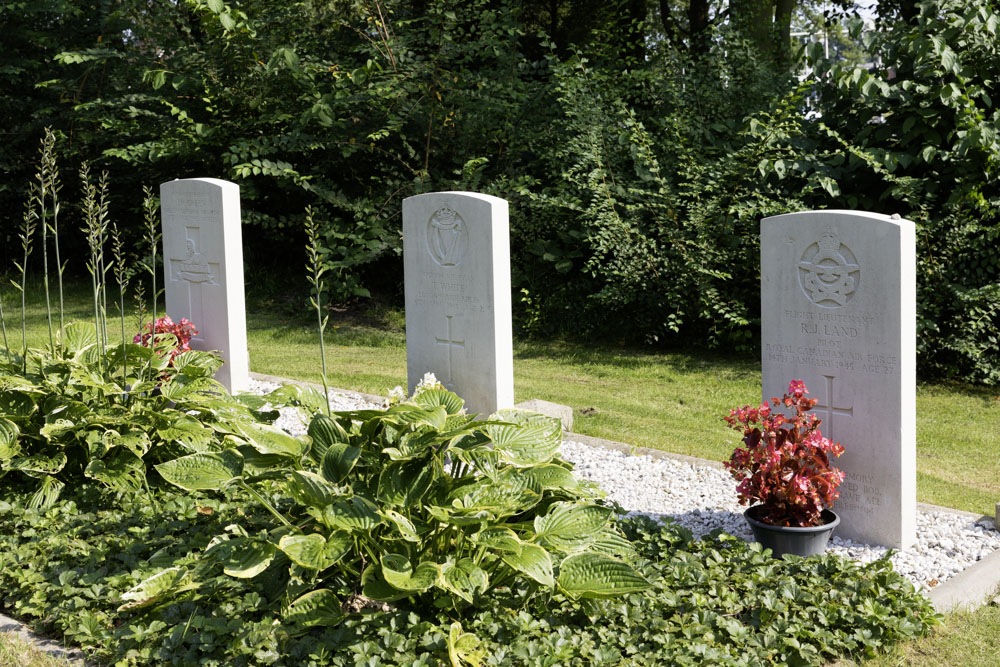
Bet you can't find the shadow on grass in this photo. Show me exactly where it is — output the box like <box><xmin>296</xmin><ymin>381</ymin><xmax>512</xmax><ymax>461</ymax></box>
<box><xmin>515</xmin><ymin>338</ymin><xmax>760</xmax><ymax>377</ymax></box>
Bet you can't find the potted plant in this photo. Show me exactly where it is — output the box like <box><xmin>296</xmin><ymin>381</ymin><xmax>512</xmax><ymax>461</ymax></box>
<box><xmin>723</xmin><ymin>379</ymin><xmax>845</xmax><ymax>557</ymax></box>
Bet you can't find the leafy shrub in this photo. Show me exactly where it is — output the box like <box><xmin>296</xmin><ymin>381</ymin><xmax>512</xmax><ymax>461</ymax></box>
<box><xmin>0</xmin><ymin>321</ymin><xmax>276</xmax><ymax>508</ymax></box>
<box><xmin>144</xmin><ymin>382</ymin><xmax>650</xmax><ymax>619</ymax></box>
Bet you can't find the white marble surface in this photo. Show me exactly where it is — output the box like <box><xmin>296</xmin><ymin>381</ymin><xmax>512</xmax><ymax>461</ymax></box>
<box><xmin>402</xmin><ymin>192</ymin><xmax>514</xmax><ymax>416</ymax></box>
<box><xmin>761</xmin><ymin>211</ymin><xmax>917</xmax><ymax>548</ymax></box>
<box><xmin>161</xmin><ymin>178</ymin><xmax>249</xmax><ymax>392</ymax></box>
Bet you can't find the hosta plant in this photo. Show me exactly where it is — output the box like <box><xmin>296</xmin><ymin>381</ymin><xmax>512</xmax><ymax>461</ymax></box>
<box><xmin>0</xmin><ymin>322</ymin><xmax>277</xmax><ymax>508</ymax></box>
<box><xmin>144</xmin><ymin>382</ymin><xmax>650</xmax><ymax>626</ymax></box>
<box><xmin>723</xmin><ymin>379</ymin><xmax>845</xmax><ymax>527</ymax></box>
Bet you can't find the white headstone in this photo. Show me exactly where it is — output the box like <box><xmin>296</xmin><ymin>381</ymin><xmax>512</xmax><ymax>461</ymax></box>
<box><xmin>761</xmin><ymin>210</ymin><xmax>916</xmax><ymax>549</ymax></box>
<box><xmin>161</xmin><ymin>178</ymin><xmax>249</xmax><ymax>393</ymax></box>
<box><xmin>403</xmin><ymin>191</ymin><xmax>514</xmax><ymax>415</ymax></box>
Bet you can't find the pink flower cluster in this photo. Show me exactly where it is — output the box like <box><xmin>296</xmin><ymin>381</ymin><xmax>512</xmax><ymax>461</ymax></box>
<box><xmin>723</xmin><ymin>379</ymin><xmax>845</xmax><ymax>528</ymax></box>
<box><xmin>134</xmin><ymin>316</ymin><xmax>198</xmax><ymax>363</ymax></box>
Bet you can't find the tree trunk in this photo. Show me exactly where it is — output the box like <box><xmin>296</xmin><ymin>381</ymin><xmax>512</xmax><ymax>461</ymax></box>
<box><xmin>731</xmin><ymin>0</ymin><xmax>774</xmax><ymax>57</ymax></box>
<box><xmin>774</xmin><ymin>0</ymin><xmax>795</xmax><ymax>64</ymax></box>
<box><xmin>687</xmin><ymin>0</ymin><xmax>711</xmax><ymax>57</ymax></box>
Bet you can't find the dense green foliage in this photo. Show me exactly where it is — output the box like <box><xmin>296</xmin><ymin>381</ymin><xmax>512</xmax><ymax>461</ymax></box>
<box><xmin>0</xmin><ymin>324</ymin><xmax>276</xmax><ymax>508</ymax></box>
<box><xmin>2</xmin><ymin>0</ymin><xmax>997</xmax><ymax>381</ymax></box>
<box><xmin>0</xmin><ymin>485</ymin><xmax>938</xmax><ymax>665</ymax></box>
<box><xmin>146</xmin><ymin>382</ymin><xmax>651</xmax><ymax>614</ymax></box>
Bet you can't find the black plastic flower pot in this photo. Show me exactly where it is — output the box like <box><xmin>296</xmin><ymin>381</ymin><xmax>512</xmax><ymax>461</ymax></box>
<box><xmin>743</xmin><ymin>506</ymin><xmax>840</xmax><ymax>558</ymax></box>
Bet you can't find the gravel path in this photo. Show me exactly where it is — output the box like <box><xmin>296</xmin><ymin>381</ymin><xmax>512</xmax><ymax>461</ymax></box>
<box><xmin>250</xmin><ymin>379</ymin><xmax>1000</xmax><ymax>591</ymax></box>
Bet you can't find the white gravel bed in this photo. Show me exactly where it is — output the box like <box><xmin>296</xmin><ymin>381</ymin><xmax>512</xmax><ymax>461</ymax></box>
<box><xmin>561</xmin><ymin>440</ymin><xmax>1000</xmax><ymax>591</ymax></box>
<box><xmin>246</xmin><ymin>379</ymin><xmax>1000</xmax><ymax>591</ymax></box>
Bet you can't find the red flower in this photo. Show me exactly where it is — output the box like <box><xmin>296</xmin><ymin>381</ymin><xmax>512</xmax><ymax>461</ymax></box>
<box><xmin>135</xmin><ymin>316</ymin><xmax>199</xmax><ymax>365</ymax></box>
<box><xmin>723</xmin><ymin>380</ymin><xmax>845</xmax><ymax>527</ymax></box>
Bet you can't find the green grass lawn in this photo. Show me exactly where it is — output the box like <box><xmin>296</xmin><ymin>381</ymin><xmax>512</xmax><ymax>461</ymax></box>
<box><xmin>4</xmin><ymin>279</ymin><xmax>1000</xmax><ymax>665</ymax></box>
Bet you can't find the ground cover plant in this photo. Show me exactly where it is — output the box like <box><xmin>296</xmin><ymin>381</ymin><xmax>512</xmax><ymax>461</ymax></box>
<box><xmin>0</xmin><ymin>483</ymin><xmax>939</xmax><ymax>665</ymax></box>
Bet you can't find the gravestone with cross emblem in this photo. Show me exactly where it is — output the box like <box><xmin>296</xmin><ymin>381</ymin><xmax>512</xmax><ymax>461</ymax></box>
<box><xmin>403</xmin><ymin>191</ymin><xmax>514</xmax><ymax>415</ymax></box>
<box><xmin>760</xmin><ymin>210</ymin><xmax>916</xmax><ymax>548</ymax></box>
<box><xmin>161</xmin><ymin>178</ymin><xmax>250</xmax><ymax>393</ymax></box>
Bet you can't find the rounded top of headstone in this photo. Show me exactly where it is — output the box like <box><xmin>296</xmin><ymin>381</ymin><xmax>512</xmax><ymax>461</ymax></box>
<box><xmin>160</xmin><ymin>178</ymin><xmax>239</xmax><ymax>194</ymax></box>
<box><xmin>761</xmin><ymin>209</ymin><xmax>912</xmax><ymax>228</ymax></box>
<box><xmin>403</xmin><ymin>191</ymin><xmax>507</xmax><ymax>208</ymax></box>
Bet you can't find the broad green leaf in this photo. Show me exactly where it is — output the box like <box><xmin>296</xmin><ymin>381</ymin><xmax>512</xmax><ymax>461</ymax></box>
<box><xmin>219</xmin><ymin>539</ymin><xmax>276</xmax><ymax>578</ymax></box>
<box><xmin>59</xmin><ymin>321</ymin><xmax>98</xmax><ymax>356</ymax></box>
<box><xmin>321</xmin><ymin>442</ymin><xmax>361</xmax><ymax>483</ymax></box>
<box><xmin>502</xmin><ymin>543</ymin><xmax>554</xmax><ymax>587</ymax></box>
<box><xmin>283</xmin><ymin>589</ymin><xmax>343</xmax><ymax>629</ymax></box>
<box><xmin>27</xmin><ymin>475</ymin><xmax>64</xmax><ymax>509</ymax></box>
<box><xmin>361</xmin><ymin>563</ymin><xmax>410</xmax><ymax>602</ymax></box>
<box><xmin>266</xmin><ymin>384</ymin><xmax>329</xmax><ymax>416</ymax></box>
<box><xmin>473</xmin><ymin>527</ymin><xmax>522</xmax><ymax>554</ymax></box>
<box><xmin>381</xmin><ymin>509</ymin><xmax>421</xmax><ymax>542</ymax></box>
<box><xmin>172</xmin><ymin>350</ymin><xmax>223</xmax><ymax>378</ymax></box>
<box><xmin>534</xmin><ymin>502</ymin><xmax>613</xmax><ymax>552</ymax></box>
<box><xmin>589</xmin><ymin>528</ymin><xmax>637</xmax><ymax>559</ymax></box>
<box><xmin>309</xmin><ymin>413</ymin><xmax>350</xmax><ymax>461</ymax></box>
<box><xmin>159</xmin><ymin>375</ymin><xmax>226</xmax><ymax>401</ymax></box>
<box><xmin>450</xmin><ymin>469</ymin><xmax>542</xmax><ymax>516</ymax></box>
<box><xmin>438</xmin><ymin>558</ymin><xmax>488</xmax><ymax>603</ymax></box>
<box><xmin>448</xmin><ymin>622</ymin><xmax>486</xmax><ymax>667</ymax></box>
<box><xmin>557</xmin><ymin>553</ymin><xmax>650</xmax><ymax>599</ymax></box>
<box><xmin>318</xmin><ymin>496</ymin><xmax>383</xmax><ymax>531</ymax></box>
<box><xmin>84</xmin><ymin>449</ymin><xmax>144</xmax><ymax>491</ymax></box>
<box><xmin>385</xmin><ymin>403</ymin><xmax>447</xmax><ymax>430</ymax></box>
<box><xmin>425</xmin><ymin>504</ymin><xmax>493</xmax><ymax>527</ymax></box>
<box><xmin>377</xmin><ymin>457</ymin><xmax>435</xmax><ymax>507</ymax></box>
<box><xmin>412</xmin><ymin>388</ymin><xmax>465</xmax><ymax>415</ymax></box>
<box><xmin>381</xmin><ymin>554</ymin><xmax>438</xmax><ymax>592</ymax></box>
<box><xmin>0</xmin><ymin>391</ymin><xmax>36</xmax><ymax>418</ymax></box>
<box><xmin>0</xmin><ymin>418</ymin><xmax>20</xmax><ymax>460</ymax></box>
<box><xmin>157</xmin><ymin>416</ymin><xmax>216</xmax><ymax>452</ymax></box>
<box><xmin>102</xmin><ymin>429</ymin><xmax>151</xmax><ymax>457</ymax></box>
<box><xmin>118</xmin><ymin>567</ymin><xmax>190</xmax><ymax>611</ymax></box>
<box><xmin>8</xmin><ymin>451</ymin><xmax>67</xmax><ymax>475</ymax></box>
<box><xmin>238</xmin><ymin>422</ymin><xmax>307</xmax><ymax>458</ymax></box>
<box><xmin>155</xmin><ymin>449</ymin><xmax>244</xmax><ymax>490</ymax></box>
<box><xmin>286</xmin><ymin>470</ymin><xmax>339</xmax><ymax>507</ymax></box>
<box><xmin>520</xmin><ymin>464</ymin><xmax>579</xmax><ymax>492</ymax></box>
<box><xmin>324</xmin><ymin>530</ymin><xmax>352</xmax><ymax>564</ymax></box>
<box><xmin>486</xmin><ymin>410</ymin><xmax>561</xmax><ymax>466</ymax></box>
<box><xmin>278</xmin><ymin>533</ymin><xmax>333</xmax><ymax>570</ymax></box>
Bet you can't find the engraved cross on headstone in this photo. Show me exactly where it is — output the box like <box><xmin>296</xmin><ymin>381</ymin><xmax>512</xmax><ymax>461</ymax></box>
<box><xmin>167</xmin><ymin>226</ymin><xmax>219</xmax><ymax>344</ymax></box>
<box><xmin>434</xmin><ymin>314</ymin><xmax>465</xmax><ymax>389</ymax></box>
<box><xmin>813</xmin><ymin>374</ymin><xmax>854</xmax><ymax>440</ymax></box>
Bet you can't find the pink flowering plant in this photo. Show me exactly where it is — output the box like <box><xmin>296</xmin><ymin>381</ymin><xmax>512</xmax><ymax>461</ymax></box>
<box><xmin>134</xmin><ymin>316</ymin><xmax>198</xmax><ymax>364</ymax></box>
<box><xmin>723</xmin><ymin>379</ymin><xmax>846</xmax><ymax>528</ymax></box>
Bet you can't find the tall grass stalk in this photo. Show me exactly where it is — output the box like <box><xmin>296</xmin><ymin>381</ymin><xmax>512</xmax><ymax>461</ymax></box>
<box><xmin>15</xmin><ymin>195</ymin><xmax>38</xmax><ymax>371</ymax></box>
<box><xmin>111</xmin><ymin>222</ymin><xmax>129</xmax><ymax>384</ymax></box>
<box><xmin>41</xmin><ymin>128</ymin><xmax>65</xmax><ymax>336</ymax></box>
<box><xmin>143</xmin><ymin>186</ymin><xmax>161</xmax><ymax>358</ymax></box>
<box><xmin>304</xmin><ymin>206</ymin><xmax>331</xmax><ymax>417</ymax></box>
<box><xmin>0</xmin><ymin>287</ymin><xmax>8</xmax><ymax>356</ymax></box>
<box><xmin>80</xmin><ymin>163</ymin><xmax>106</xmax><ymax>376</ymax></box>
<box><xmin>96</xmin><ymin>171</ymin><xmax>111</xmax><ymax>347</ymax></box>
<box><xmin>35</xmin><ymin>134</ymin><xmax>54</xmax><ymax>351</ymax></box>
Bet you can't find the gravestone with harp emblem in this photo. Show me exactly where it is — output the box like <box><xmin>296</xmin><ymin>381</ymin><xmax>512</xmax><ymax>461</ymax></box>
<box><xmin>403</xmin><ymin>192</ymin><xmax>513</xmax><ymax>415</ymax></box>
<box><xmin>760</xmin><ymin>210</ymin><xmax>916</xmax><ymax>549</ymax></box>
<box><xmin>161</xmin><ymin>178</ymin><xmax>250</xmax><ymax>393</ymax></box>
